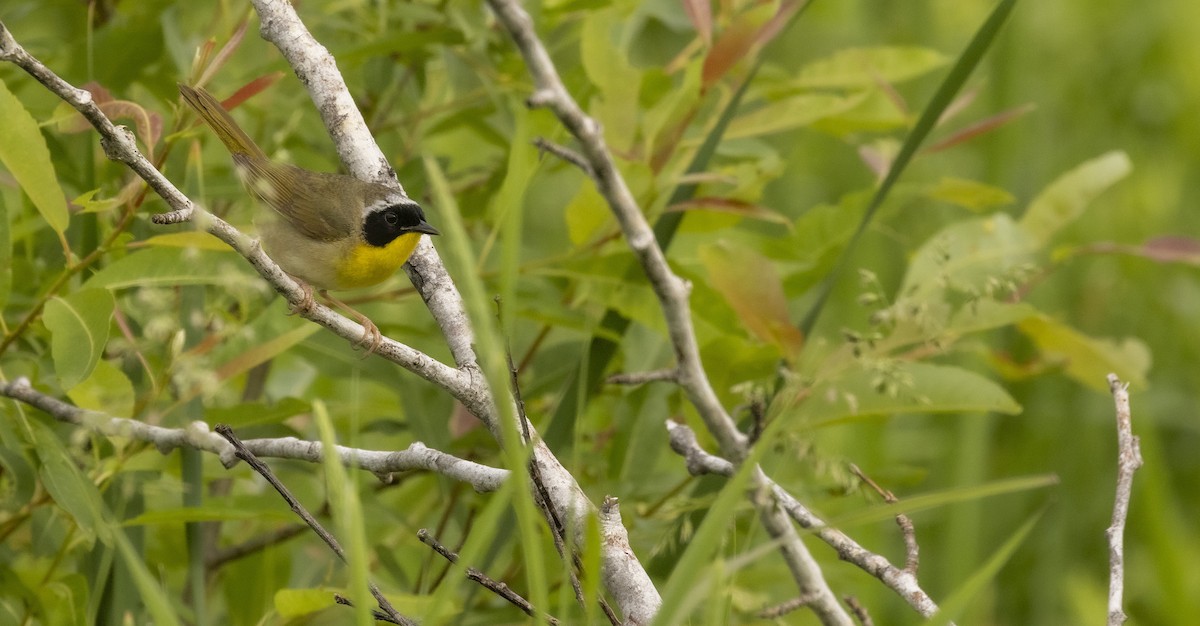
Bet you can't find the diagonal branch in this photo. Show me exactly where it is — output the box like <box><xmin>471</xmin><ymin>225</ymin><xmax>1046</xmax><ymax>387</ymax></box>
<box><xmin>667</xmin><ymin>420</ymin><xmax>949</xmax><ymax>621</ymax></box>
<box><xmin>485</xmin><ymin>1</ymin><xmax>849</xmax><ymax>623</ymax></box>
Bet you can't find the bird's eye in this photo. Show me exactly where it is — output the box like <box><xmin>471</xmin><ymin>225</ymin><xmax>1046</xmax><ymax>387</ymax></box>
<box><xmin>384</xmin><ymin>211</ymin><xmax>399</xmax><ymax>226</ymax></box>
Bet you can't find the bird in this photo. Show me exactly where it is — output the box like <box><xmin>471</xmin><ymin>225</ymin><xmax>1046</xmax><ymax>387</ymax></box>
<box><xmin>177</xmin><ymin>84</ymin><xmax>438</xmax><ymax>353</ymax></box>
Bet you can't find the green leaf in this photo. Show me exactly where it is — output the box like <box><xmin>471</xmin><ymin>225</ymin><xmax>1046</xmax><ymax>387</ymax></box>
<box><xmin>801</xmin><ymin>362</ymin><xmax>1022</xmax><ymax>427</ymax></box>
<box><xmin>1019</xmin><ymin>151</ymin><xmax>1132</xmax><ymax>245</ymax></box>
<box><xmin>123</xmin><ymin>505</ymin><xmax>292</xmax><ymax>526</ymax></box>
<box><xmin>564</xmin><ymin>181</ymin><xmax>609</xmax><ymax>246</ymax></box>
<box><xmin>138</xmin><ymin>231</ymin><xmax>230</xmax><ymax>251</ymax></box>
<box><xmin>1018</xmin><ymin>316</ymin><xmax>1150</xmax><ymax>389</ymax></box>
<box><xmin>84</xmin><ymin>246</ymin><xmax>251</xmax><ymax>290</ymax></box>
<box><xmin>900</xmin><ymin>214</ymin><xmax>1036</xmax><ymax>300</ymax></box>
<box><xmin>66</xmin><ymin>359</ymin><xmax>135</xmax><ymax>418</ymax></box>
<box><xmin>926</xmin><ymin>177</ymin><xmax>1017</xmax><ymax>212</ymax></box>
<box><xmin>726</xmin><ymin>92</ymin><xmax>863</xmax><ymax>140</ymax></box>
<box><xmin>796</xmin><ymin>46</ymin><xmax>949</xmax><ymax>88</ymax></box>
<box><xmin>0</xmin><ymin>78</ymin><xmax>68</xmax><ymax>234</ymax></box>
<box><xmin>33</xmin><ymin>422</ymin><xmax>109</xmax><ymax>545</ymax></box>
<box><xmin>44</xmin><ymin>288</ymin><xmax>115</xmax><ymax>390</ymax></box>
<box><xmin>0</xmin><ymin>193</ymin><xmax>11</xmax><ymax>310</ymax></box>
<box><xmin>274</xmin><ymin>588</ymin><xmax>337</xmax><ymax>617</ymax></box>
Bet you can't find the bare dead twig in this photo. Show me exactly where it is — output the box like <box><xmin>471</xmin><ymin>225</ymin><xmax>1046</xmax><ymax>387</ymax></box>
<box><xmin>850</xmin><ymin>464</ymin><xmax>920</xmax><ymax>574</ymax></box>
<box><xmin>532</xmin><ymin>137</ymin><xmax>594</xmax><ymax>178</ymax></box>
<box><xmin>215</xmin><ymin>424</ymin><xmax>415</xmax><ymax>626</ymax></box>
<box><xmin>606</xmin><ymin>369</ymin><xmax>680</xmax><ymax>386</ymax></box>
<box><xmin>843</xmin><ymin>595</ymin><xmax>874</xmax><ymax>626</ymax></box>
<box><xmin>1105</xmin><ymin>374</ymin><xmax>1142</xmax><ymax>626</ymax></box>
<box><xmin>759</xmin><ymin>592</ymin><xmax>823</xmax><ymax>619</ymax></box>
<box><xmin>417</xmin><ymin>529</ymin><xmax>560</xmax><ymax>625</ymax></box>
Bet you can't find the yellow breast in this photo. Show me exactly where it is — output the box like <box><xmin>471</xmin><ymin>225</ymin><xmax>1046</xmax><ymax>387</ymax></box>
<box><xmin>333</xmin><ymin>233</ymin><xmax>423</xmax><ymax>290</ymax></box>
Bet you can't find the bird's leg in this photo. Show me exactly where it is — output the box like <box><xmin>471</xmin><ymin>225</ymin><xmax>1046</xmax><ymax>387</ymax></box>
<box><xmin>319</xmin><ymin>290</ymin><xmax>384</xmax><ymax>357</ymax></box>
<box><xmin>286</xmin><ymin>280</ymin><xmax>316</xmax><ymax>316</ymax></box>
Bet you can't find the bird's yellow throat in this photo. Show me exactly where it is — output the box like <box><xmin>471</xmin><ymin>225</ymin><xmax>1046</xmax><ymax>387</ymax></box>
<box><xmin>333</xmin><ymin>233</ymin><xmax>423</xmax><ymax>289</ymax></box>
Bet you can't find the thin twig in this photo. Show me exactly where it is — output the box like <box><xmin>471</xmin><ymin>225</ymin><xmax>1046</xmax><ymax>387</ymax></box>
<box><xmin>843</xmin><ymin>595</ymin><xmax>874</xmax><ymax>626</ymax></box>
<box><xmin>206</xmin><ymin>523</ymin><xmax>308</xmax><ymax>570</ymax></box>
<box><xmin>849</xmin><ymin>464</ymin><xmax>920</xmax><ymax>574</ymax></box>
<box><xmin>1105</xmin><ymin>374</ymin><xmax>1142</xmax><ymax>626</ymax></box>
<box><xmin>215</xmin><ymin>424</ymin><xmax>415</xmax><ymax>626</ymax></box>
<box><xmin>532</xmin><ymin>137</ymin><xmax>594</xmax><ymax>177</ymax></box>
<box><xmin>496</xmin><ymin>297</ymin><xmax>620</xmax><ymax>625</ymax></box>
<box><xmin>605</xmin><ymin>369</ymin><xmax>679</xmax><ymax>386</ymax></box>
<box><xmin>417</xmin><ymin>529</ymin><xmax>560</xmax><ymax>625</ymax></box>
<box><xmin>759</xmin><ymin>592</ymin><xmax>823</xmax><ymax>619</ymax></box>
<box><xmin>333</xmin><ymin>595</ymin><xmax>402</xmax><ymax>624</ymax></box>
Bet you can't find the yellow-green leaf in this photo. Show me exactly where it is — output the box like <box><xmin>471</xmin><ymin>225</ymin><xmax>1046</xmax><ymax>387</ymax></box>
<box><xmin>927</xmin><ymin>177</ymin><xmax>1016</xmax><ymax>212</ymax></box>
<box><xmin>901</xmin><ymin>214</ymin><xmax>1036</xmax><ymax>300</ymax></box>
<box><xmin>800</xmin><ymin>362</ymin><xmax>1022</xmax><ymax>427</ymax></box>
<box><xmin>0</xmin><ymin>78</ymin><xmax>68</xmax><ymax>234</ymax></box>
<box><xmin>84</xmin><ymin>246</ymin><xmax>250</xmax><ymax>290</ymax></box>
<box><xmin>1019</xmin><ymin>151</ymin><xmax>1132</xmax><ymax>245</ymax></box>
<box><xmin>44</xmin><ymin>288</ymin><xmax>114</xmax><ymax>390</ymax></box>
<box><xmin>66</xmin><ymin>359</ymin><xmax>134</xmax><ymax>418</ymax></box>
<box><xmin>1018</xmin><ymin>316</ymin><xmax>1150</xmax><ymax>390</ymax></box>
<box><xmin>797</xmin><ymin>46</ymin><xmax>949</xmax><ymax>89</ymax></box>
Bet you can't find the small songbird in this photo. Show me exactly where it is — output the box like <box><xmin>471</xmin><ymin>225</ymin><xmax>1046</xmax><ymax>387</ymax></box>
<box><xmin>178</xmin><ymin>84</ymin><xmax>438</xmax><ymax>351</ymax></box>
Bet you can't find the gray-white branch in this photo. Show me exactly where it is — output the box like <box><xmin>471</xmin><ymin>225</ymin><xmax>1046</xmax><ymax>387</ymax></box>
<box><xmin>0</xmin><ymin>378</ymin><xmax>507</xmax><ymax>492</ymax></box>
<box><xmin>666</xmin><ymin>420</ymin><xmax>949</xmax><ymax>622</ymax></box>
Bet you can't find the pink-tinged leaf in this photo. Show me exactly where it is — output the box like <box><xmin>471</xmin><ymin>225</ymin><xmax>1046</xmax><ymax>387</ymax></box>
<box><xmin>1078</xmin><ymin>236</ymin><xmax>1200</xmax><ymax>265</ymax></box>
<box><xmin>681</xmin><ymin>0</ymin><xmax>713</xmax><ymax>45</ymax></box>
<box><xmin>926</xmin><ymin>103</ymin><xmax>1036</xmax><ymax>153</ymax></box>
<box><xmin>197</xmin><ymin>16</ymin><xmax>251</xmax><ymax>89</ymax></box>
<box><xmin>872</xmin><ymin>71</ymin><xmax>908</xmax><ymax>116</ymax></box>
<box><xmin>753</xmin><ymin>0</ymin><xmax>806</xmax><ymax>49</ymax></box>
<box><xmin>700</xmin><ymin>241</ymin><xmax>804</xmax><ymax>357</ymax></box>
<box><xmin>858</xmin><ymin>140</ymin><xmax>900</xmax><ymax>180</ymax></box>
<box><xmin>936</xmin><ymin>85</ymin><xmax>980</xmax><ymax>125</ymax></box>
<box><xmin>1140</xmin><ymin>236</ymin><xmax>1200</xmax><ymax>263</ymax></box>
<box><xmin>55</xmin><ymin>84</ymin><xmax>162</xmax><ymax>158</ymax></box>
<box><xmin>667</xmin><ymin>197</ymin><xmax>791</xmax><ymax>225</ymax></box>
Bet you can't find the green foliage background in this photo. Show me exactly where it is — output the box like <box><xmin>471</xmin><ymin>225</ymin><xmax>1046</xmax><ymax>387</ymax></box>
<box><xmin>0</xmin><ymin>0</ymin><xmax>1194</xmax><ymax>624</ymax></box>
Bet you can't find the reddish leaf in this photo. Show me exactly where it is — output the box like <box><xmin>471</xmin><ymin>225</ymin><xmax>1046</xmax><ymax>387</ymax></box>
<box><xmin>1079</xmin><ymin>236</ymin><xmax>1200</xmax><ymax>265</ymax></box>
<box><xmin>754</xmin><ymin>0</ymin><xmax>807</xmax><ymax>50</ymax></box>
<box><xmin>197</xmin><ymin>16</ymin><xmax>251</xmax><ymax>88</ymax></box>
<box><xmin>681</xmin><ymin>0</ymin><xmax>713</xmax><ymax>45</ymax></box>
<box><xmin>700</xmin><ymin>241</ymin><xmax>804</xmax><ymax>356</ymax></box>
<box><xmin>926</xmin><ymin>103</ymin><xmax>1036</xmax><ymax>153</ymax></box>
<box><xmin>668</xmin><ymin>197</ymin><xmax>791</xmax><ymax>225</ymax></box>
<box><xmin>702</xmin><ymin>13</ymin><xmax>760</xmax><ymax>87</ymax></box>
<box><xmin>223</xmin><ymin>73</ymin><xmax>286</xmax><ymax>110</ymax></box>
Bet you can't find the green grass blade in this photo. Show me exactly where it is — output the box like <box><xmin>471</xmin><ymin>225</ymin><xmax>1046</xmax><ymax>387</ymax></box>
<box><xmin>928</xmin><ymin>507</ymin><xmax>1045</xmax><ymax>626</ymax></box>
<box><xmin>799</xmin><ymin>0</ymin><xmax>1019</xmax><ymax>337</ymax></box>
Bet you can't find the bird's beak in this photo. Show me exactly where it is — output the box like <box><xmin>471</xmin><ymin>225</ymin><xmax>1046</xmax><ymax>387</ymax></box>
<box><xmin>411</xmin><ymin>221</ymin><xmax>440</xmax><ymax>236</ymax></box>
